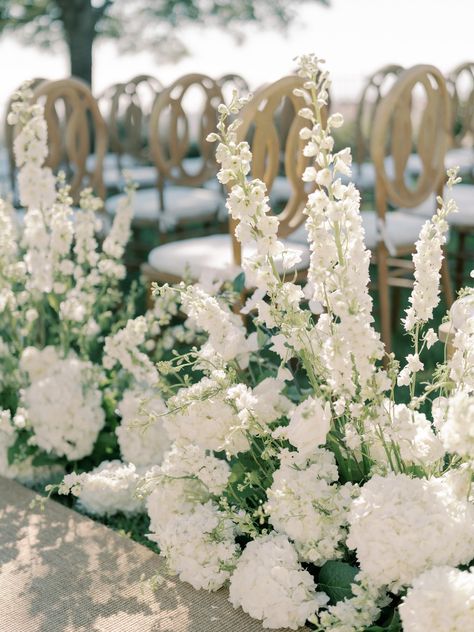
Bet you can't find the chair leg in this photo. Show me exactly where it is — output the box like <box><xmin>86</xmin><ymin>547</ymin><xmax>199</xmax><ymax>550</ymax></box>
<box><xmin>455</xmin><ymin>230</ymin><xmax>467</xmax><ymax>291</ymax></box>
<box><xmin>441</xmin><ymin>246</ymin><xmax>454</xmax><ymax>308</ymax></box>
<box><xmin>377</xmin><ymin>244</ymin><xmax>392</xmax><ymax>356</ymax></box>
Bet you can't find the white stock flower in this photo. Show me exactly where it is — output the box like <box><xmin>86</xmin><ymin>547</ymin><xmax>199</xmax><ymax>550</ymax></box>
<box><xmin>229</xmin><ymin>533</ymin><xmax>327</xmax><ymax>629</ymax></box>
<box><xmin>399</xmin><ymin>566</ymin><xmax>474</xmax><ymax>632</ymax></box>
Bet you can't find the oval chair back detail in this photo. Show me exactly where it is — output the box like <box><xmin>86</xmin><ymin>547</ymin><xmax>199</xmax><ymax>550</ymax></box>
<box><xmin>31</xmin><ymin>78</ymin><xmax>108</xmax><ymax>203</ymax></box>
<box><xmin>448</xmin><ymin>61</ymin><xmax>474</xmax><ymax>150</ymax></box>
<box><xmin>149</xmin><ymin>74</ymin><xmax>223</xmax><ymax>191</ymax></box>
<box><xmin>369</xmin><ymin>64</ymin><xmax>452</xmax><ymax>352</ymax></box>
<box><xmin>107</xmin><ymin>74</ymin><xmax>162</xmax><ymax>165</ymax></box>
<box><xmin>142</xmin><ymin>74</ymin><xmax>313</xmax><ymax>289</ymax></box>
<box><xmin>231</xmin><ymin>74</ymin><xmax>316</xmax><ymax>266</ymax></box>
<box><xmin>355</xmin><ymin>64</ymin><xmax>404</xmax><ymax>171</ymax></box>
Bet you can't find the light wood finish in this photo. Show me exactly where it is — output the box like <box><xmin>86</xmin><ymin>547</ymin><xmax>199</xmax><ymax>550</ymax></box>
<box><xmin>355</xmin><ymin>64</ymin><xmax>404</xmax><ymax>173</ymax></box>
<box><xmin>31</xmin><ymin>78</ymin><xmax>108</xmax><ymax>203</ymax></box>
<box><xmin>370</xmin><ymin>64</ymin><xmax>453</xmax><ymax>352</ymax></box>
<box><xmin>448</xmin><ymin>61</ymin><xmax>474</xmax><ymax>149</ymax></box>
<box><xmin>150</xmin><ymin>73</ymin><xmax>223</xmax><ymax>189</ymax></box>
<box><xmin>4</xmin><ymin>77</ymin><xmax>46</xmax><ymax>195</ymax></box>
<box><xmin>217</xmin><ymin>73</ymin><xmax>250</xmax><ymax>101</ymax></box>
<box><xmin>143</xmin><ymin>74</ymin><xmax>313</xmax><ymax>286</ymax></box>
<box><xmin>107</xmin><ymin>74</ymin><xmax>162</xmax><ymax>164</ymax></box>
<box><xmin>232</xmin><ymin>74</ymin><xmax>316</xmax><ymax>266</ymax></box>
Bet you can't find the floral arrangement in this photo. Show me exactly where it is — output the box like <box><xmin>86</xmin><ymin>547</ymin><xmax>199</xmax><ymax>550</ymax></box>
<box><xmin>0</xmin><ymin>85</ymin><xmax>194</xmax><ymax>485</ymax></box>
<box><xmin>19</xmin><ymin>54</ymin><xmax>474</xmax><ymax>631</ymax></box>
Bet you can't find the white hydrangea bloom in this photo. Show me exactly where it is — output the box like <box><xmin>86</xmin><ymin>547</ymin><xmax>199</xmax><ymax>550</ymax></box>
<box><xmin>60</xmin><ymin>460</ymin><xmax>143</xmax><ymax>516</ymax></box>
<box><xmin>347</xmin><ymin>472</ymin><xmax>474</xmax><ymax>590</ymax></box>
<box><xmin>229</xmin><ymin>533</ymin><xmax>328</xmax><ymax>629</ymax></box>
<box><xmin>284</xmin><ymin>396</ymin><xmax>331</xmax><ymax>456</ymax></box>
<box><xmin>116</xmin><ymin>387</ymin><xmax>170</xmax><ymax>468</ymax></box>
<box><xmin>435</xmin><ymin>390</ymin><xmax>474</xmax><ymax>458</ymax></box>
<box><xmin>251</xmin><ymin>377</ymin><xmax>292</xmax><ymax>425</ymax></box>
<box><xmin>21</xmin><ymin>347</ymin><xmax>105</xmax><ymax>460</ymax></box>
<box><xmin>265</xmin><ymin>449</ymin><xmax>357</xmax><ymax>564</ymax></box>
<box><xmin>399</xmin><ymin>566</ymin><xmax>474</xmax><ymax>632</ymax></box>
<box><xmin>145</xmin><ymin>443</ymin><xmax>229</xmax><ymax>540</ymax></box>
<box><xmin>158</xmin><ymin>501</ymin><xmax>238</xmax><ymax>591</ymax></box>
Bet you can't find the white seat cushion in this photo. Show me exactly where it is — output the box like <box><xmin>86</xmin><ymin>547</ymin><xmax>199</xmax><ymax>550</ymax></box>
<box><xmin>106</xmin><ymin>186</ymin><xmax>223</xmax><ymax>226</ymax></box>
<box><xmin>445</xmin><ymin>147</ymin><xmax>474</xmax><ymax>174</ymax></box>
<box><xmin>103</xmin><ymin>165</ymin><xmax>157</xmax><ymax>189</ymax></box>
<box><xmin>286</xmin><ymin>210</ymin><xmax>426</xmax><ymax>253</ymax></box>
<box><xmin>400</xmin><ymin>184</ymin><xmax>474</xmax><ymax>227</ymax></box>
<box><xmin>147</xmin><ymin>233</ymin><xmax>309</xmax><ymax>281</ymax></box>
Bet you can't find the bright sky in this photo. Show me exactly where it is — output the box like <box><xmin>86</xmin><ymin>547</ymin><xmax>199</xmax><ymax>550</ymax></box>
<box><xmin>0</xmin><ymin>0</ymin><xmax>472</xmax><ymax>111</ymax></box>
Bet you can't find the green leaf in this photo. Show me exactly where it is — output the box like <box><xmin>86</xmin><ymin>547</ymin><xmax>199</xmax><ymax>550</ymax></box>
<box><xmin>366</xmin><ymin>611</ymin><xmax>401</xmax><ymax>632</ymax></box>
<box><xmin>47</xmin><ymin>293</ymin><xmax>60</xmax><ymax>312</ymax></box>
<box><xmin>232</xmin><ymin>272</ymin><xmax>245</xmax><ymax>293</ymax></box>
<box><xmin>32</xmin><ymin>451</ymin><xmax>62</xmax><ymax>467</ymax></box>
<box><xmin>318</xmin><ymin>560</ymin><xmax>358</xmax><ymax>605</ymax></box>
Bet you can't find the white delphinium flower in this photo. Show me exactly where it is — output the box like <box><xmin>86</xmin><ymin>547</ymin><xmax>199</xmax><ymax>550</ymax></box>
<box><xmin>399</xmin><ymin>565</ymin><xmax>474</xmax><ymax>632</ymax></box>
<box><xmin>295</xmin><ymin>54</ymin><xmax>386</xmax><ymax>402</ymax></box>
<box><xmin>21</xmin><ymin>347</ymin><xmax>105</xmax><ymax>460</ymax></box>
<box><xmin>251</xmin><ymin>377</ymin><xmax>292</xmax><ymax>425</ymax></box>
<box><xmin>176</xmin><ymin>283</ymin><xmax>257</xmax><ymax>367</ymax></box>
<box><xmin>403</xmin><ymin>168</ymin><xmax>460</xmax><ymax>333</ymax></box>
<box><xmin>60</xmin><ymin>460</ymin><xmax>143</xmax><ymax>516</ymax></box>
<box><xmin>18</xmin><ymin>163</ymin><xmax>56</xmax><ymax>210</ymax></box>
<box><xmin>103</xmin><ymin>316</ymin><xmax>158</xmax><ymax>386</ymax></box>
<box><xmin>434</xmin><ymin>390</ymin><xmax>474</xmax><ymax>459</ymax></box>
<box><xmin>283</xmin><ymin>396</ymin><xmax>331</xmax><ymax>455</ymax></box>
<box><xmin>116</xmin><ymin>386</ymin><xmax>170</xmax><ymax>469</ymax></box>
<box><xmin>265</xmin><ymin>449</ymin><xmax>357</xmax><ymax>565</ymax></box>
<box><xmin>0</xmin><ymin>199</ymin><xmax>19</xmax><ymax>269</ymax></box>
<box><xmin>229</xmin><ymin>532</ymin><xmax>328</xmax><ymax>629</ymax></box>
<box><xmin>448</xmin><ymin>326</ymin><xmax>474</xmax><ymax>392</ymax></box>
<box><xmin>158</xmin><ymin>501</ymin><xmax>238</xmax><ymax>591</ymax></box>
<box><xmin>165</xmin><ymin>374</ymin><xmax>250</xmax><ymax>455</ymax></box>
<box><xmin>208</xmin><ymin>93</ymin><xmax>312</xmax><ymax>366</ymax></box>
<box><xmin>347</xmin><ymin>472</ymin><xmax>474</xmax><ymax>590</ymax></box>
<box><xmin>363</xmin><ymin>401</ymin><xmax>444</xmax><ymax>470</ymax></box>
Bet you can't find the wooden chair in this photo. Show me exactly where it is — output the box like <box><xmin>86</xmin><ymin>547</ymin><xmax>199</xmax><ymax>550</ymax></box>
<box><xmin>370</xmin><ymin>64</ymin><xmax>453</xmax><ymax>351</ymax></box>
<box><xmin>97</xmin><ymin>75</ymin><xmax>162</xmax><ymax>190</ymax></box>
<box><xmin>353</xmin><ymin>64</ymin><xmax>404</xmax><ymax>191</ymax></box>
<box><xmin>105</xmin><ymin>73</ymin><xmax>224</xmax><ymax>232</ymax></box>
<box><xmin>30</xmin><ymin>78</ymin><xmax>108</xmax><ymax>203</ymax></box>
<box><xmin>401</xmin><ymin>62</ymin><xmax>474</xmax><ymax>288</ymax></box>
<box><xmin>217</xmin><ymin>74</ymin><xmax>249</xmax><ymax>104</ymax></box>
<box><xmin>142</xmin><ymin>75</ymin><xmax>313</xmax><ymax>285</ymax></box>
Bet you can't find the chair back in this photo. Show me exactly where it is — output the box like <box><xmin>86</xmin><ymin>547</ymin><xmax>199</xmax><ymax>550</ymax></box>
<box><xmin>217</xmin><ymin>74</ymin><xmax>249</xmax><ymax>104</ymax></box>
<box><xmin>355</xmin><ymin>64</ymin><xmax>404</xmax><ymax>168</ymax></box>
<box><xmin>231</xmin><ymin>75</ymin><xmax>318</xmax><ymax>264</ymax></box>
<box><xmin>149</xmin><ymin>73</ymin><xmax>223</xmax><ymax>188</ymax></box>
<box><xmin>370</xmin><ymin>64</ymin><xmax>450</xmax><ymax>217</ymax></box>
<box><xmin>31</xmin><ymin>78</ymin><xmax>108</xmax><ymax>202</ymax></box>
<box><xmin>448</xmin><ymin>61</ymin><xmax>474</xmax><ymax>148</ymax></box>
<box><xmin>107</xmin><ymin>74</ymin><xmax>162</xmax><ymax>163</ymax></box>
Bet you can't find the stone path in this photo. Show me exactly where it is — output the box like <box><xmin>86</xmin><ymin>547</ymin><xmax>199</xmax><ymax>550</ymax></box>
<box><xmin>0</xmin><ymin>477</ymin><xmax>302</xmax><ymax>632</ymax></box>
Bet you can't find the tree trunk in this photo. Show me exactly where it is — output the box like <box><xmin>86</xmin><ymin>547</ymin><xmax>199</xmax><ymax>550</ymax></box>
<box><xmin>57</xmin><ymin>0</ymin><xmax>96</xmax><ymax>86</ymax></box>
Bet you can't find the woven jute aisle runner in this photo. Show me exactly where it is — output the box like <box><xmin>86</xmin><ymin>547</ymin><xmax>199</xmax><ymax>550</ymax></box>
<box><xmin>0</xmin><ymin>477</ymin><xmax>304</xmax><ymax>632</ymax></box>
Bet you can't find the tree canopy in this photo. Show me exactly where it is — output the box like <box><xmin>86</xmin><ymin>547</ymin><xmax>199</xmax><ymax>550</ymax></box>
<box><xmin>0</xmin><ymin>0</ymin><xmax>330</xmax><ymax>85</ymax></box>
